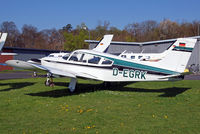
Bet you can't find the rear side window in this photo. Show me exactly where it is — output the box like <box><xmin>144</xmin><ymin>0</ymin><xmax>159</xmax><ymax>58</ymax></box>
<box><xmin>138</xmin><ymin>56</ymin><xmax>143</xmax><ymax>59</ymax></box>
<box><xmin>121</xmin><ymin>55</ymin><xmax>126</xmax><ymax>58</ymax></box>
<box><xmin>102</xmin><ymin>58</ymin><xmax>113</xmax><ymax>65</ymax></box>
<box><xmin>131</xmin><ymin>56</ymin><xmax>135</xmax><ymax>59</ymax></box>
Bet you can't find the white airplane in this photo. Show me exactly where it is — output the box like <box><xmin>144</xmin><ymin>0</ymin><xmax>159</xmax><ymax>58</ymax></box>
<box><xmin>5</xmin><ymin>35</ymin><xmax>197</xmax><ymax>92</ymax></box>
<box><xmin>119</xmin><ymin>40</ymin><xmax>183</xmax><ymax>62</ymax></box>
<box><xmin>0</xmin><ymin>32</ymin><xmax>17</xmax><ymax>55</ymax></box>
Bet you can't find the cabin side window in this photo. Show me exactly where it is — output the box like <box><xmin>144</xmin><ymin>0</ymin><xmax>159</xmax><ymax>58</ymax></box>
<box><xmin>78</xmin><ymin>53</ymin><xmax>101</xmax><ymax>64</ymax></box>
<box><xmin>88</xmin><ymin>56</ymin><xmax>101</xmax><ymax>64</ymax></box>
<box><xmin>69</xmin><ymin>52</ymin><xmax>101</xmax><ymax>64</ymax></box>
<box><xmin>101</xmin><ymin>58</ymin><xmax>113</xmax><ymax>65</ymax></box>
<box><xmin>131</xmin><ymin>56</ymin><xmax>135</xmax><ymax>59</ymax></box>
<box><xmin>138</xmin><ymin>56</ymin><xmax>143</xmax><ymax>59</ymax></box>
<box><xmin>69</xmin><ymin>52</ymin><xmax>81</xmax><ymax>61</ymax></box>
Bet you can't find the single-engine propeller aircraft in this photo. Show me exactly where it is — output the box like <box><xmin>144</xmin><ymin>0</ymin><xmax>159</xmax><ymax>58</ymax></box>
<box><xmin>6</xmin><ymin>35</ymin><xmax>197</xmax><ymax>92</ymax></box>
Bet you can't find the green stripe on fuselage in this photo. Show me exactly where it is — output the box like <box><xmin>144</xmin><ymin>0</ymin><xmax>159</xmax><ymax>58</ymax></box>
<box><xmin>110</xmin><ymin>58</ymin><xmax>178</xmax><ymax>75</ymax></box>
<box><xmin>88</xmin><ymin>52</ymin><xmax>179</xmax><ymax>75</ymax></box>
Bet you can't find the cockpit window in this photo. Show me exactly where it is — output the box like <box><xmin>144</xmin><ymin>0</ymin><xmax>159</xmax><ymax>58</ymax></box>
<box><xmin>88</xmin><ymin>56</ymin><xmax>101</xmax><ymax>64</ymax></box>
<box><xmin>69</xmin><ymin>52</ymin><xmax>80</xmax><ymax>61</ymax></box>
<box><xmin>68</xmin><ymin>51</ymin><xmax>113</xmax><ymax>66</ymax></box>
<box><xmin>62</xmin><ymin>53</ymin><xmax>71</xmax><ymax>60</ymax></box>
<box><xmin>63</xmin><ymin>55</ymin><xmax>69</xmax><ymax>60</ymax></box>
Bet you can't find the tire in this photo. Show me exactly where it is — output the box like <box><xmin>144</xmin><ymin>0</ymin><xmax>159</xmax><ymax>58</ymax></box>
<box><xmin>45</xmin><ymin>80</ymin><xmax>50</xmax><ymax>86</ymax></box>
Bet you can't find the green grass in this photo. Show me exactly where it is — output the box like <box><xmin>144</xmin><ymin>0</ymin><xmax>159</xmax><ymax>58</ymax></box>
<box><xmin>0</xmin><ymin>78</ymin><xmax>200</xmax><ymax>134</ymax></box>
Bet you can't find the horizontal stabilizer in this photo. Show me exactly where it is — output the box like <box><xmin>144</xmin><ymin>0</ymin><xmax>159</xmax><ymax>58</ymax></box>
<box><xmin>0</xmin><ymin>52</ymin><xmax>17</xmax><ymax>55</ymax></box>
<box><xmin>158</xmin><ymin>74</ymin><xmax>181</xmax><ymax>79</ymax></box>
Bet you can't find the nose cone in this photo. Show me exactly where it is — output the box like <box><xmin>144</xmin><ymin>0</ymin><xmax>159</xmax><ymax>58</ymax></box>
<box><xmin>5</xmin><ymin>60</ymin><xmax>18</xmax><ymax>67</ymax></box>
<box><xmin>5</xmin><ymin>60</ymin><xmax>35</xmax><ymax>69</ymax></box>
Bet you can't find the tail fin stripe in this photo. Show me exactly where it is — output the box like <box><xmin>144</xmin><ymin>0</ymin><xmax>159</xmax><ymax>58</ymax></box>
<box><xmin>172</xmin><ymin>46</ymin><xmax>193</xmax><ymax>52</ymax></box>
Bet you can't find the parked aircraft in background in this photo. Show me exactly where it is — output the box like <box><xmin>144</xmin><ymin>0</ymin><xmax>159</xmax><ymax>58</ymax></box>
<box><xmin>119</xmin><ymin>39</ymin><xmax>187</xmax><ymax>62</ymax></box>
<box><xmin>6</xmin><ymin>35</ymin><xmax>197</xmax><ymax>92</ymax></box>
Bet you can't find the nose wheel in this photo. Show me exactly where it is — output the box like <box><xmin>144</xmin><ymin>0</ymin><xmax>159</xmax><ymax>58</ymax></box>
<box><xmin>44</xmin><ymin>73</ymin><xmax>54</xmax><ymax>87</ymax></box>
<box><xmin>44</xmin><ymin>73</ymin><xmax>77</xmax><ymax>92</ymax></box>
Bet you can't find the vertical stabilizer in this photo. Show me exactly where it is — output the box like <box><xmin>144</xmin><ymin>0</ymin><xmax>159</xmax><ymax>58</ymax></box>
<box><xmin>157</xmin><ymin>38</ymin><xmax>197</xmax><ymax>73</ymax></box>
<box><xmin>0</xmin><ymin>33</ymin><xmax>8</xmax><ymax>51</ymax></box>
<box><xmin>93</xmin><ymin>34</ymin><xmax>113</xmax><ymax>52</ymax></box>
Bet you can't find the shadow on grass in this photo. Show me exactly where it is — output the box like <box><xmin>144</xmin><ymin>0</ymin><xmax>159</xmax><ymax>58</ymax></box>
<box><xmin>26</xmin><ymin>82</ymin><xmax>190</xmax><ymax>98</ymax></box>
<box><xmin>0</xmin><ymin>82</ymin><xmax>35</xmax><ymax>92</ymax></box>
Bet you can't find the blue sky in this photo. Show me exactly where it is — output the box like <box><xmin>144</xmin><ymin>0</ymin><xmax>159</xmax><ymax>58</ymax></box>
<box><xmin>1</xmin><ymin>0</ymin><xmax>200</xmax><ymax>31</ymax></box>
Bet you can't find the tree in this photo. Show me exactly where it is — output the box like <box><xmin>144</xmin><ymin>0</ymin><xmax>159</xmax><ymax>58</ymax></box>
<box><xmin>21</xmin><ymin>24</ymin><xmax>38</xmax><ymax>48</ymax></box>
<box><xmin>62</xmin><ymin>24</ymin><xmax>73</xmax><ymax>32</ymax></box>
<box><xmin>158</xmin><ymin>19</ymin><xmax>180</xmax><ymax>39</ymax></box>
<box><xmin>63</xmin><ymin>32</ymin><xmax>75</xmax><ymax>51</ymax></box>
<box><xmin>63</xmin><ymin>28</ymin><xmax>88</xmax><ymax>51</ymax></box>
<box><xmin>95</xmin><ymin>20</ymin><xmax>110</xmax><ymax>37</ymax></box>
<box><xmin>1</xmin><ymin>20</ymin><xmax>200</xmax><ymax>50</ymax></box>
<box><xmin>140</xmin><ymin>20</ymin><xmax>159</xmax><ymax>41</ymax></box>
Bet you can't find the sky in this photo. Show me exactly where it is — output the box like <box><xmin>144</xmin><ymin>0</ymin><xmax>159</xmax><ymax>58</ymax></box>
<box><xmin>1</xmin><ymin>0</ymin><xmax>200</xmax><ymax>31</ymax></box>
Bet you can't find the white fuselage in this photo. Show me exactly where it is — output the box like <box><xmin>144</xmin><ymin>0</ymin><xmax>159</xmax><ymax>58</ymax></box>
<box><xmin>40</xmin><ymin>49</ymin><xmax>179</xmax><ymax>82</ymax></box>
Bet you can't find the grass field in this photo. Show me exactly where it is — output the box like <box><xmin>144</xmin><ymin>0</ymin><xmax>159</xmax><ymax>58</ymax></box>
<box><xmin>0</xmin><ymin>78</ymin><xmax>200</xmax><ymax>134</ymax></box>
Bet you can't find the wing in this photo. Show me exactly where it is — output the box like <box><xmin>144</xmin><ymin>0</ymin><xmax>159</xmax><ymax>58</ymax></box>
<box><xmin>5</xmin><ymin>60</ymin><xmax>76</xmax><ymax>78</ymax></box>
<box><xmin>31</xmin><ymin>63</ymin><xmax>76</xmax><ymax>78</ymax></box>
